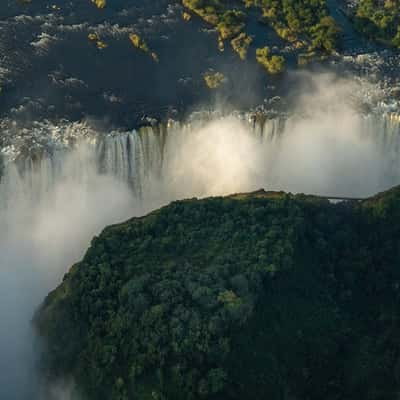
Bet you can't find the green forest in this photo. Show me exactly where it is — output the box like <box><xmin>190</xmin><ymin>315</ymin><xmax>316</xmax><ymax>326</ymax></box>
<box><xmin>354</xmin><ymin>0</ymin><xmax>400</xmax><ymax>47</ymax></box>
<box><xmin>244</xmin><ymin>0</ymin><xmax>340</xmax><ymax>52</ymax></box>
<box><xmin>36</xmin><ymin>186</ymin><xmax>400</xmax><ymax>400</ymax></box>
<box><xmin>182</xmin><ymin>0</ymin><xmax>341</xmax><ymax>71</ymax></box>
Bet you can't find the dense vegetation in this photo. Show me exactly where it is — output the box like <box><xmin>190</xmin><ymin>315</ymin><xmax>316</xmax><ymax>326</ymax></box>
<box><xmin>244</xmin><ymin>0</ymin><xmax>340</xmax><ymax>53</ymax></box>
<box><xmin>256</xmin><ymin>46</ymin><xmax>286</xmax><ymax>73</ymax></box>
<box><xmin>182</xmin><ymin>0</ymin><xmax>341</xmax><ymax>69</ymax></box>
<box><xmin>230</xmin><ymin>33</ymin><xmax>253</xmax><ymax>60</ymax></box>
<box><xmin>354</xmin><ymin>0</ymin><xmax>400</xmax><ymax>48</ymax></box>
<box><xmin>203</xmin><ymin>71</ymin><xmax>227</xmax><ymax>88</ymax></box>
<box><xmin>36</xmin><ymin>186</ymin><xmax>400</xmax><ymax>400</ymax></box>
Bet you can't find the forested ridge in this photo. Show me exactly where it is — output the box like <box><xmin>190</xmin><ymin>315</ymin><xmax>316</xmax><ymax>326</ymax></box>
<box><xmin>36</xmin><ymin>186</ymin><xmax>400</xmax><ymax>400</ymax></box>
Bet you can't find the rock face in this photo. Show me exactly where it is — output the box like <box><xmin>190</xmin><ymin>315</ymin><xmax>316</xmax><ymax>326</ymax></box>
<box><xmin>36</xmin><ymin>186</ymin><xmax>400</xmax><ymax>400</ymax></box>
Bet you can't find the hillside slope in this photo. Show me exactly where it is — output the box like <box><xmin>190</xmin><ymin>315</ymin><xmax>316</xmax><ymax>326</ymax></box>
<box><xmin>36</xmin><ymin>187</ymin><xmax>400</xmax><ymax>400</ymax></box>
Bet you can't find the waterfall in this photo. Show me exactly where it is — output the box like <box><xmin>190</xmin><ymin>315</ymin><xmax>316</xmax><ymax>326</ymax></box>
<box><xmin>1</xmin><ymin>111</ymin><xmax>400</xmax><ymax>210</ymax></box>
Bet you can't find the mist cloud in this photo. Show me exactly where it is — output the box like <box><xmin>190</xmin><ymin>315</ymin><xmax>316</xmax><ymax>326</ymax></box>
<box><xmin>0</xmin><ymin>147</ymin><xmax>138</xmax><ymax>400</ymax></box>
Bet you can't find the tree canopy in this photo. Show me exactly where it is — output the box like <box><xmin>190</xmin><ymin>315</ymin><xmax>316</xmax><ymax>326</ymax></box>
<box><xmin>36</xmin><ymin>186</ymin><xmax>400</xmax><ymax>400</ymax></box>
<box><xmin>354</xmin><ymin>0</ymin><xmax>400</xmax><ymax>48</ymax></box>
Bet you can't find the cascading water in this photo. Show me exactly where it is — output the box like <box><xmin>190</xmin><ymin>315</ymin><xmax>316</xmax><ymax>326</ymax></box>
<box><xmin>0</xmin><ymin>101</ymin><xmax>400</xmax><ymax>399</ymax></box>
<box><xmin>1</xmin><ymin>110</ymin><xmax>400</xmax><ymax>208</ymax></box>
<box><xmin>0</xmin><ymin>114</ymin><xmax>284</xmax><ymax>211</ymax></box>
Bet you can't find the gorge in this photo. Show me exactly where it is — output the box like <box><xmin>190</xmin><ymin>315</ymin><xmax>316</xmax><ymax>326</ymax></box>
<box><xmin>0</xmin><ymin>73</ymin><xmax>400</xmax><ymax>399</ymax></box>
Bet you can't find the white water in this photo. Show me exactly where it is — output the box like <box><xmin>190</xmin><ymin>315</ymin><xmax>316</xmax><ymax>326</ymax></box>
<box><xmin>0</xmin><ymin>94</ymin><xmax>400</xmax><ymax>398</ymax></box>
<box><xmin>2</xmin><ymin>111</ymin><xmax>399</xmax><ymax>205</ymax></box>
